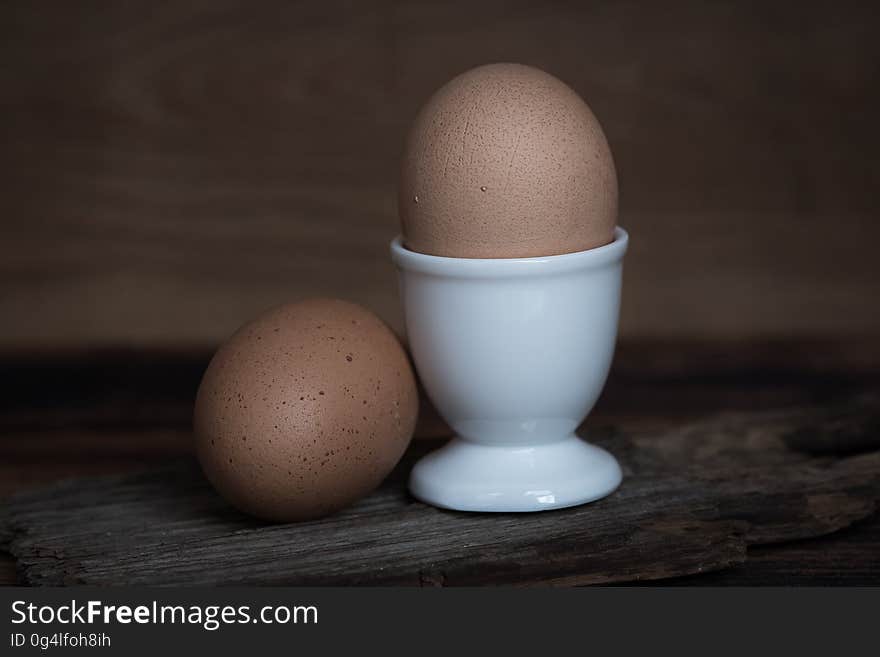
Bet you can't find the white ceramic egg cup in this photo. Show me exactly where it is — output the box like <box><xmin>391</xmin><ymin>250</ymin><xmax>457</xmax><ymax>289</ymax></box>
<box><xmin>391</xmin><ymin>227</ymin><xmax>628</xmax><ymax>512</ymax></box>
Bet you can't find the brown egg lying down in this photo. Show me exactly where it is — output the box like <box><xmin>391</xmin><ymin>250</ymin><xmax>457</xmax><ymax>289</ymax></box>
<box><xmin>194</xmin><ymin>299</ymin><xmax>418</xmax><ymax>522</ymax></box>
<box><xmin>399</xmin><ymin>63</ymin><xmax>618</xmax><ymax>258</ymax></box>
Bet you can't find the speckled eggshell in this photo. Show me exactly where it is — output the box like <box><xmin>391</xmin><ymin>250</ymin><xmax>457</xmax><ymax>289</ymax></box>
<box><xmin>194</xmin><ymin>298</ymin><xmax>418</xmax><ymax>522</ymax></box>
<box><xmin>399</xmin><ymin>62</ymin><xmax>618</xmax><ymax>258</ymax></box>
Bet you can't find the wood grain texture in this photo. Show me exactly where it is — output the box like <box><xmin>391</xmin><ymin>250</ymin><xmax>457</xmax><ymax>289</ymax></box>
<box><xmin>2</xmin><ymin>393</ymin><xmax>878</xmax><ymax>586</ymax></box>
<box><xmin>655</xmin><ymin>511</ymin><xmax>880</xmax><ymax>586</ymax></box>
<box><xmin>1</xmin><ymin>0</ymin><xmax>879</xmax><ymax>347</ymax></box>
<box><xmin>2</xmin><ymin>339</ymin><xmax>879</xmax><ymax>584</ymax></box>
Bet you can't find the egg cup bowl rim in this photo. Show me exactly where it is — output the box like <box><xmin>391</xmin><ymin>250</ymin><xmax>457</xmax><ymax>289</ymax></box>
<box><xmin>390</xmin><ymin>227</ymin><xmax>627</xmax><ymax>278</ymax></box>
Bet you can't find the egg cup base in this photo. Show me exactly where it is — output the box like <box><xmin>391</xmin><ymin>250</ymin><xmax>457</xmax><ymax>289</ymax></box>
<box><xmin>408</xmin><ymin>434</ymin><xmax>622</xmax><ymax>513</ymax></box>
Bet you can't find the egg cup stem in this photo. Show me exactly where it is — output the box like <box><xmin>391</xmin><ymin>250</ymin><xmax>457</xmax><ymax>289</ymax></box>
<box><xmin>391</xmin><ymin>228</ymin><xmax>629</xmax><ymax>513</ymax></box>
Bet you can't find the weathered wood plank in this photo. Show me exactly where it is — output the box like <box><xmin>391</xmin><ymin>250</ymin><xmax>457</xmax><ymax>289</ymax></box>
<box><xmin>2</xmin><ymin>394</ymin><xmax>878</xmax><ymax>586</ymax></box>
<box><xmin>655</xmin><ymin>512</ymin><xmax>880</xmax><ymax>586</ymax></box>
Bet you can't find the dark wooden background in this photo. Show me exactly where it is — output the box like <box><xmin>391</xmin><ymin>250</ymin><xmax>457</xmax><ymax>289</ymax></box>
<box><xmin>1</xmin><ymin>0</ymin><xmax>879</xmax><ymax>585</ymax></box>
<box><xmin>2</xmin><ymin>0</ymin><xmax>879</xmax><ymax>346</ymax></box>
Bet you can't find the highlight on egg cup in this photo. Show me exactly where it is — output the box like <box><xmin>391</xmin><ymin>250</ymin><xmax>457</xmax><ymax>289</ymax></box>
<box><xmin>390</xmin><ymin>227</ymin><xmax>628</xmax><ymax>512</ymax></box>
